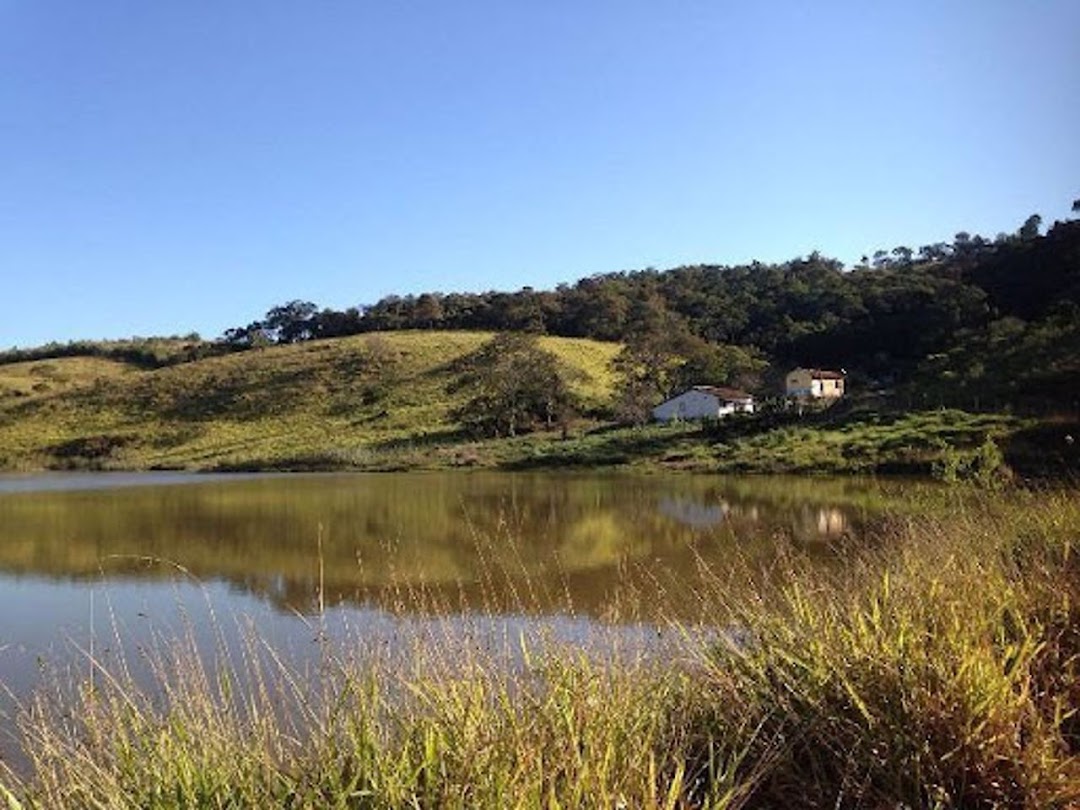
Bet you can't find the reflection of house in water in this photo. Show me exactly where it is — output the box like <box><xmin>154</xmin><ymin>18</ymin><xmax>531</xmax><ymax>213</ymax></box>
<box><xmin>658</xmin><ymin>496</ymin><xmax>730</xmax><ymax>528</ymax></box>
<box><xmin>658</xmin><ymin>495</ymin><xmax>848</xmax><ymax>540</ymax></box>
<box><xmin>789</xmin><ymin>506</ymin><xmax>851</xmax><ymax>540</ymax></box>
<box><xmin>817</xmin><ymin>507</ymin><xmax>848</xmax><ymax>536</ymax></box>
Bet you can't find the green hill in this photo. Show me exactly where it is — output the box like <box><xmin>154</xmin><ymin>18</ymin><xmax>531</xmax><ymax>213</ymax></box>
<box><xmin>0</xmin><ymin>331</ymin><xmax>620</xmax><ymax>471</ymax></box>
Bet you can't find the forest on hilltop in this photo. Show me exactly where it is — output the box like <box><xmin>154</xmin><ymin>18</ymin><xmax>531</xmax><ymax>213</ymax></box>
<box><xmin>220</xmin><ymin>209</ymin><xmax>1079</xmax><ymax>412</ymax></box>
<box><xmin>6</xmin><ymin>207</ymin><xmax>1079</xmax><ymax>414</ymax></box>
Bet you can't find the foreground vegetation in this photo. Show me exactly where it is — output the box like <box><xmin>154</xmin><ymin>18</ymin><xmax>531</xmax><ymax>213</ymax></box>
<box><xmin>3</xmin><ymin>490</ymin><xmax>1078</xmax><ymax>808</ymax></box>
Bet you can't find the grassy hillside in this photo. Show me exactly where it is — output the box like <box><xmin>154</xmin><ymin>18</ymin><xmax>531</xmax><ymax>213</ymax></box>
<box><xmin>0</xmin><ymin>331</ymin><xmax>621</xmax><ymax>471</ymax></box>
<box><xmin>1</xmin><ymin>329</ymin><xmax>1072</xmax><ymax>478</ymax></box>
<box><xmin>0</xmin><ymin>356</ymin><xmax>138</xmax><ymax>400</ymax></box>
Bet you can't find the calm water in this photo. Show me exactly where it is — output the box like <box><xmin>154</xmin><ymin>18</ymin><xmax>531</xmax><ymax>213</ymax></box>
<box><xmin>0</xmin><ymin>470</ymin><xmax>896</xmax><ymax>616</ymax></box>
<box><xmin>0</xmin><ymin>470</ymin><xmax>912</xmax><ymax>766</ymax></box>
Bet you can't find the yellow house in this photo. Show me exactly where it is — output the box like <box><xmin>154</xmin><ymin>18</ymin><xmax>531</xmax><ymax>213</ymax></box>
<box><xmin>785</xmin><ymin>368</ymin><xmax>845</xmax><ymax>399</ymax></box>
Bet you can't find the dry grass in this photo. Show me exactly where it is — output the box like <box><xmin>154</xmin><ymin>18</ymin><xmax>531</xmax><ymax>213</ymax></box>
<box><xmin>0</xmin><ymin>356</ymin><xmax>136</xmax><ymax>401</ymax></box>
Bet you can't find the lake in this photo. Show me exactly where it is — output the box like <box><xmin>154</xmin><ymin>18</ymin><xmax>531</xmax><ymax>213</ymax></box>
<box><xmin>0</xmin><ymin>471</ymin><xmax>914</xmax><ymax>767</ymax></box>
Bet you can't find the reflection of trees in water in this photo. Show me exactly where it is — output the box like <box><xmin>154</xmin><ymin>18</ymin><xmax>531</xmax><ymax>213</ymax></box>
<box><xmin>0</xmin><ymin>473</ymin><xmax>885</xmax><ymax>618</ymax></box>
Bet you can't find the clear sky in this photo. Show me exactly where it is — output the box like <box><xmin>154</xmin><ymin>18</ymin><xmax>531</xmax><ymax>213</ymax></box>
<box><xmin>1</xmin><ymin>1</ymin><xmax>1077</xmax><ymax>347</ymax></box>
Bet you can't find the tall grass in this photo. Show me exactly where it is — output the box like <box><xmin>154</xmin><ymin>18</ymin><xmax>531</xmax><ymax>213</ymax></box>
<box><xmin>697</xmin><ymin>495</ymin><xmax>1080</xmax><ymax>807</ymax></box>
<box><xmin>3</xmin><ymin>491</ymin><xmax>1078</xmax><ymax>808</ymax></box>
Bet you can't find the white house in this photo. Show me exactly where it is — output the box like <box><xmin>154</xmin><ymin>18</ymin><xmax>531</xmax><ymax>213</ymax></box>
<box><xmin>652</xmin><ymin>386</ymin><xmax>755</xmax><ymax>423</ymax></box>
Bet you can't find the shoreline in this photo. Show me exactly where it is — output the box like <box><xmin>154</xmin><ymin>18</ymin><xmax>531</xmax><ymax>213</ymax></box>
<box><xmin>4</xmin><ymin>408</ymin><xmax>1074</xmax><ymax>484</ymax></box>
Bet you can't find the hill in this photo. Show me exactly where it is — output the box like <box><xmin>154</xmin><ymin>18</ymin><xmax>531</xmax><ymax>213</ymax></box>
<box><xmin>3</xmin><ymin>213</ymin><xmax>1077</xmax><ymax>477</ymax></box>
<box><xmin>198</xmin><ymin>217</ymin><xmax>1079</xmax><ymax>414</ymax></box>
<box><xmin>0</xmin><ymin>331</ymin><xmax>620</xmax><ymax>471</ymax></box>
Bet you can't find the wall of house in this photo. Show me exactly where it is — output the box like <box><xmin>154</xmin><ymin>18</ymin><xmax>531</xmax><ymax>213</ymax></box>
<box><xmin>653</xmin><ymin>390</ymin><xmax>721</xmax><ymax>422</ymax></box>
<box><xmin>652</xmin><ymin>391</ymin><xmax>754</xmax><ymax>422</ymax></box>
<box><xmin>786</xmin><ymin>369</ymin><xmax>844</xmax><ymax>399</ymax></box>
<box><xmin>819</xmin><ymin>377</ymin><xmax>844</xmax><ymax>397</ymax></box>
<box><xmin>727</xmin><ymin>399</ymin><xmax>755</xmax><ymax>415</ymax></box>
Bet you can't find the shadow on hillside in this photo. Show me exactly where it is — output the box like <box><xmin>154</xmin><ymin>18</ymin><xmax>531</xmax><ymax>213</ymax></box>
<box><xmin>367</xmin><ymin>429</ymin><xmax>467</xmax><ymax>452</ymax></box>
<box><xmin>500</xmin><ymin>424</ymin><xmax>699</xmax><ymax>470</ymax></box>
<box><xmin>1005</xmin><ymin>420</ymin><xmax>1080</xmax><ymax>479</ymax></box>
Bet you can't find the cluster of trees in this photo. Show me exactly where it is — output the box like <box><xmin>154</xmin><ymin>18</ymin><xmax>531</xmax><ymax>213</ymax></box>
<box><xmin>611</xmin><ymin>329</ymin><xmax>765</xmax><ymax>425</ymax></box>
<box><xmin>218</xmin><ymin>206</ymin><xmax>1078</xmax><ymax>414</ymax></box>
<box><xmin>449</xmin><ymin>334</ymin><xmax>577</xmax><ymax>437</ymax></box>
<box><xmin>860</xmin><ymin>213</ymin><xmax>1048</xmax><ymax>269</ymax></box>
<box><xmin>446</xmin><ymin>322</ymin><xmax>770</xmax><ymax>436</ymax></box>
<box><xmin>909</xmin><ymin>302</ymin><xmax>1080</xmax><ymax>410</ymax></box>
<box><xmin>0</xmin><ymin>334</ymin><xmax>222</xmax><ymax>369</ymax></box>
<box><xmin>449</xmin><ymin>325</ymin><xmax>770</xmax><ymax>437</ymax></box>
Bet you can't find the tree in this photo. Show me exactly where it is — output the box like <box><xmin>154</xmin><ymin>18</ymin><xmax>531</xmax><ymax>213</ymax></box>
<box><xmin>917</xmin><ymin>243</ymin><xmax>950</xmax><ymax>262</ymax></box>
<box><xmin>674</xmin><ymin>339</ymin><xmax>766</xmax><ymax>393</ymax></box>
<box><xmin>414</xmin><ymin>293</ymin><xmax>444</xmax><ymax>329</ymax></box>
<box><xmin>1019</xmin><ymin>214</ymin><xmax>1042</xmax><ymax>241</ymax></box>
<box><xmin>612</xmin><ymin>331</ymin><xmax>690</xmax><ymax>404</ymax></box>
<box><xmin>263</xmin><ymin>300</ymin><xmax>319</xmax><ymax>343</ymax></box>
<box><xmin>952</xmin><ymin>231</ymin><xmax>988</xmax><ymax>261</ymax></box>
<box><xmin>612</xmin><ymin>326</ymin><xmax>765</xmax><ymax>425</ymax></box>
<box><xmin>312</xmin><ymin>306</ymin><xmax>364</xmax><ymax>339</ymax></box>
<box><xmin>221</xmin><ymin>321</ymin><xmax>273</xmax><ymax>348</ymax></box>
<box><xmin>503</xmin><ymin>288</ymin><xmax>546</xmax><ymax>333</ymax></box>
<box><xmin>450</xmin><ymin>334</ymin><xmax>576</xmax><ymax>437</ymax></box>
<box><xmin>953</xmin><ymin>231</ymin><xmax>972</xmax><ymax>255</ymax></box>
<box><xmin>612</xmin><ymin>375</ymin><xmax>657</xmax><ymax>426</ymax></box>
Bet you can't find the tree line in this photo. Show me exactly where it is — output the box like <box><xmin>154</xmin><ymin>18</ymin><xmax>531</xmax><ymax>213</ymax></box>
<box><xmin>6</xmin><ymin>207</ymin><xmax>1074</xmax><ymax>422</ymax></box>
<box><xmin>220</xmin><ymin>207</ymin><xmax>1078</xmax><ymax>411</ymax></box>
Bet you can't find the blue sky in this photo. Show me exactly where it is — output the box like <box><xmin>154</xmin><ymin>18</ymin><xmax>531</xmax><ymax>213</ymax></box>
<box><xmin>1</xmin><ymin>1</ymin><xmax>1077</xmax><ymax>347</ymax></box>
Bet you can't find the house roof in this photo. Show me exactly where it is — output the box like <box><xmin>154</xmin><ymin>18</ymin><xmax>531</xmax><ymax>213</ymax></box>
<box><xmin>790</xmin><ymin>368</ymin><xmax>845</xmax><ymax>380</ymax></box>
<box><xmin>690</xmin><ymin>385</ymin><xmax>754</xmax><ymax>402</ymax></box>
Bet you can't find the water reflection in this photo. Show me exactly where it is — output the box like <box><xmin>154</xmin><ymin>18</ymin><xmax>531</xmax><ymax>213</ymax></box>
<box><xmin>657</xmin><ymin>496</ymin><xmax>729</xmax><ymax>527</ymax></box>
<box><xmin>817</xmin><ymin>507</ymin><xmax>849</xmax><ymax>537</ymax></box>
<box><xmin>0</xmin><ymin>471</ymin><xmax>915</xmax><ymax>771</ymax></box>
<box><xmin>0</xmin><ymin>471</ymin><xmax>889</xmax><ymax>621</ymax></box>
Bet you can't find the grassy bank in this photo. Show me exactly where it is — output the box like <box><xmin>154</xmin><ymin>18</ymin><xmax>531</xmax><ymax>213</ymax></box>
<box><xmin>331</xmin><ymin>408</ymin><xmax>1069</xmax><ymax>483</ymax></box>
<box><xmin>4</xmin><ymin>490</ymin><xmax>1078</xmax><ymax>808</ymax></box>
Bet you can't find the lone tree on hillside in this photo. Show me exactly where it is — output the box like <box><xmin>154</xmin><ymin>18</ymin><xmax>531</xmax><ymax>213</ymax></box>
<box><xmin>450</xmin><ymin>333</ymin><xmax>577</xmax><ymax>438</ymax></box>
